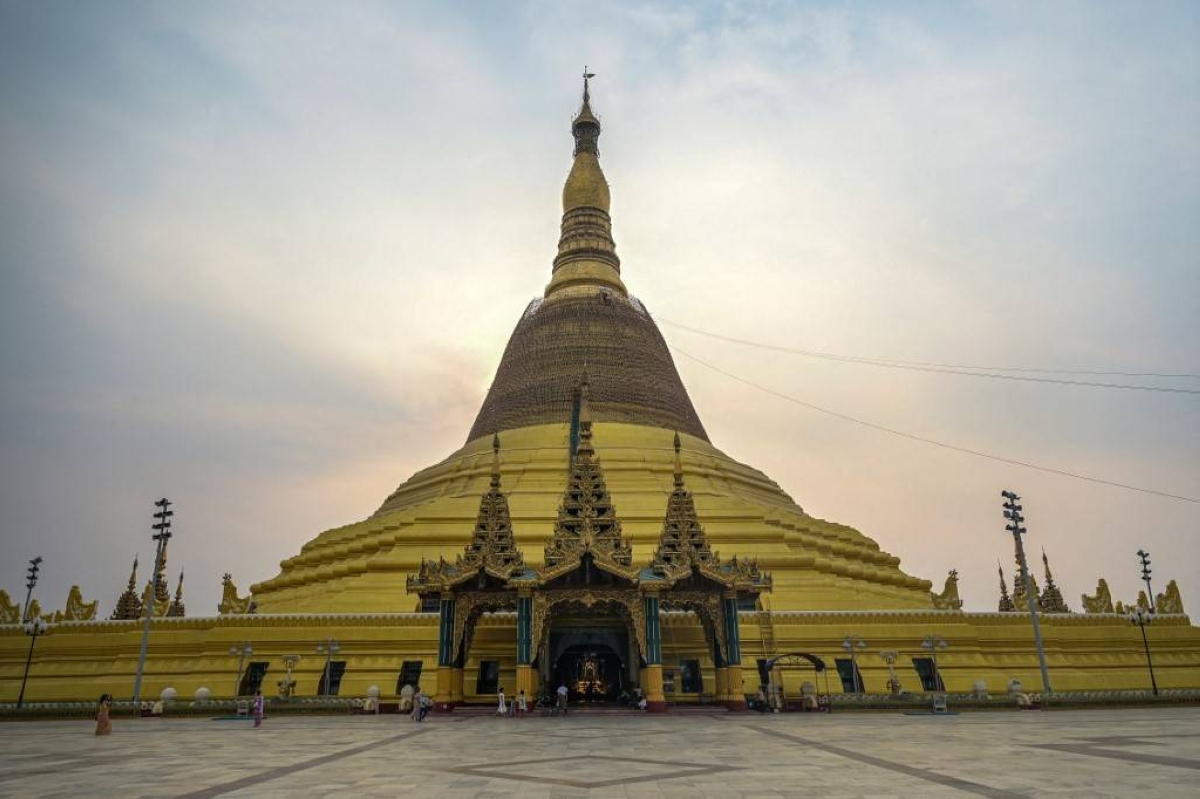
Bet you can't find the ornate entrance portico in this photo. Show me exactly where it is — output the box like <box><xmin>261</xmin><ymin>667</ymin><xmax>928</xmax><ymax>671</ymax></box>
<box><xmin>409</xmin><ymin>377</ymin><xmax>771</xmax><ymax>711</ymax></box>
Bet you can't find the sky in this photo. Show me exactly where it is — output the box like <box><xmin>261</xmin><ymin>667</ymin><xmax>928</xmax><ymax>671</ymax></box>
<box><xmin>1</xmin><ymin>1</ymin><xmax>1197</xmax><ymax>621</ymax></box>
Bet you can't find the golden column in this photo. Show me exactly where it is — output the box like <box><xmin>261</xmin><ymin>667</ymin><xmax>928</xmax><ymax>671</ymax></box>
<box><xmin>713</xmin><ymin>639</ymin><xmax>730</xmax><ymax>705</ymax></box>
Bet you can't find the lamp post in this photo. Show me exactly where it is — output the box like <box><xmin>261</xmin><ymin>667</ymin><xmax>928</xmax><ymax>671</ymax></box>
<box><xmin>1001</xmin><ymin>490</ymin><xmax>1053</xmax><ymax>693</ymax></box>
<box><xmin>920</xmin><ymin>635</ymin><xmax>947</xmax><ymax>692</ymax></box>
<box><xmin>17</xmin><ymin>617</ymin><xmax>49</xmax><ymax>709</ymax></box>
<box><xmin>317</xmin><ymin>639</ymin><xmax>340</xmax><ymax>696</ymax></box>
<box><xmin>1137</xmin><ymin>550</ymin><xmax>1155</xmax><ymax>612</ymax></box>
<box><xmin>133</xmin><ymin>498</ymin><xmax>174</xmax><ymax>707</ymax></box>
<box><xmin>21</xmin><ymin>557</ymin><xmax>42</xmax><ymax>623</ymax></box>
<box><xmin>841</xmin><ymin>636</ymin><xmax>867</xmax><ymax>693</ymax></box>
<box><xmin>880</xmin><ymin>650</ymin><xmax>901</xmax><ymax>694</ymax></box>
<box><xmin>230</xmin><ymin>642</ymin><xmax>254</xmax><ymax>697</ymax></box>
<box><xmin>1129</xmin><ymin>607</ymin><xmax>1158</xmax><ymax>697</ymax></box>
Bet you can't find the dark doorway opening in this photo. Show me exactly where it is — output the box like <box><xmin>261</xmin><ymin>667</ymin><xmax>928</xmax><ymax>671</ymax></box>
<box><xmin>554</xmin><ymin>643</ymin><xmax>624</xmax><ymax>702</ymax></box>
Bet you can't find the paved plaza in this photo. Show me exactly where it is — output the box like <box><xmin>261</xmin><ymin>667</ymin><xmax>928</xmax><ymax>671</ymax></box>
<box><xmin>0</xmin><ymin>707</ymin><xmax>1197</xmax><ymax>798</ymax></box>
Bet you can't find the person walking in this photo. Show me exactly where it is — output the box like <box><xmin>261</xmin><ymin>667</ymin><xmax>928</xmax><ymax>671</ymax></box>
<box><xmin>556</xmin><ymin>682</ymin><xmax>569</xmax><ymax>715</ymax></box>
<box><xmin>496</xmin><ymin>688</ymin><xmax>508</xmax><ymax>716</ymax></box>
<box><xmin>94</xmin><ymin>694</ymin><xmax>112</xmax><ymax>736</ymax></box>
<box><xmin>517</xmin><ymin>689</ymin><xmax>528</xmax><ymax>716</ymax></box>
<box><xmin>252</xmin><ymin>689</ymin><xmax>264</xmax><ymax>728</ymax></box>
<box><xmin>411</xmin><ymin>686</ymin><xmax>423</xmax><ymax>722</ymax></box>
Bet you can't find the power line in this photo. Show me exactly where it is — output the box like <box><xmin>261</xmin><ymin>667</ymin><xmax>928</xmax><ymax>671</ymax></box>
<box><xmin>660</xmin><ymin>319</ymin><xmax>1200</xmax><ymax>393</ymax></box>
<box><xmin>669</xmin><ymin>345</ymin><xmax>1199</xmax><ymax>504</ymax></box>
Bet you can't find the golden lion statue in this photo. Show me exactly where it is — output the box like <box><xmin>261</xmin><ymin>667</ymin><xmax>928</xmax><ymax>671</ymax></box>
<box><xmin>52</xmin><ymin>585</ymin><xmax>99</xmax><ymax>623</ymax></box>
<box><xmin>1156</xmin><ymin>580</ymin><xmax>1185</xmax><ymax>614</ymax></box>
<box><xmin>219</xmin><ymin>573</ymin><xmax>254</xmax><ymax>615</ymax></box>
<box><xmin>1081</xmin><ymin>578</ymin><xmax>1114</xmax><ymax>613</ymax></box>
<box><xmin>931</xmin><ymin>569</ymin><xmax>963</xmax><ymax>610</ymax></box>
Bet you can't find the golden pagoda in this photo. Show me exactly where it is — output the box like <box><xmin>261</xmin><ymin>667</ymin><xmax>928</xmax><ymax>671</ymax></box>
<box><xmin>2</xmin><ymin>76</ymin><xmax>1198</xmax><ymax>706</ymax></box>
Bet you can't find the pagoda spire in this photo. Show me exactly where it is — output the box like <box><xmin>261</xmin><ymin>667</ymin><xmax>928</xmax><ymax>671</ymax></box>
<box><xmin>1038</xmin><ymin>549</ymin><xmax>1070</xmax><ymax>613</ymax></box>
<box><xmin>111</xmin><ymin>555</ymin><xmax>144</xmax><ymax>620</ymax></box>
<box><xmin>546</xmin><ymin>69</ymin><xmax>626</xmax><ymax>298</ymax></box>
<box><xmin>154</xmin><ymin>541</ymin><xmax>170</xmax><ymax>604</ymax></box>
<box><xmin>997</xmin><ymin>562</ymin><xmax>1015</xmax><ymax>612</ymax></box>
<box><xmin>167</xmin><ymin>570</ymin><xmax>186</xmax><ymax>618</ymax></box>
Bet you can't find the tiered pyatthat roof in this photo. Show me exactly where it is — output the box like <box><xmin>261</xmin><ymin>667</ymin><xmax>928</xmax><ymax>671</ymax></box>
<box><xmin>167</xmin><ymin>570</ymin><xmax>186</xmax><ymax>618</ymax></box>
<box><xmin>997</xmin><ymin>563</ymin><xmax>1016</xmax><ymax>612</ymax></box>
<box><xmin>540</xmin><ymin>374</ymin><xmax>637</xmax><ymax>581</ymax></box>
<box><xmin>1038</xmin><ymin>550</ymin><xmax>1070</xmax><ymax>613</ymax></box>
<box><xmin>408</xmin><ymin>435</ymin><xmax>529</xmax><ymax>593</ymax></box>
<box><xmin>647</xmin><ymin>433</ymin><xmax>770</xmax><ymax>592</ymax></box>
<box><xmin>110</xmin><ymin>555</ymin><xmax>143</xmax><ymax>620</ymax></box>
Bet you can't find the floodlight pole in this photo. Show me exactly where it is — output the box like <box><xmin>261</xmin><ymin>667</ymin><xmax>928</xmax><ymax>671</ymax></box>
<box><xmin>133</xmin><ymin>498</ymin><xmax>173</xmax><ymax>707</ymax></box>
<box><xmin>1137</xmin><ymin>550</ymin><xmax>1155</xmax><ymax>612</ymax></box>
<box><xmin>1002</xmin><ymin>490</ymin><xmax>1052</xmax><ymax>694</ymax></box>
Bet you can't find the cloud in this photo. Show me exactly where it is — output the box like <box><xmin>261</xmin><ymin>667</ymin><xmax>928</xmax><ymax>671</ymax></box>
<box><xmin>1</xmin><ymin>1</ymin><xmax>1197</xmax><ymax>619</ymax></box>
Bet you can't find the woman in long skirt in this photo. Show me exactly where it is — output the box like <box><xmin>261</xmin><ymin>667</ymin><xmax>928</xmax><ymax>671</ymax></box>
<box><xmin>252</xmin><ymin>689</ymin><xmax>264</xmax><ymax>728</ymax></box>
<box><xmin>496</xmin><ymin>688</ymin><xmax>507</xmax><ymax>716</ymax></box>
<box><xmin>412</xmin><ymin>687</ymin><xmax>423</xmax><ymax>722</ymax></box>
<box><xmin>94</xmin><ymin>694</ymin><xmax>112</xmax><ymax>736</ymax></box>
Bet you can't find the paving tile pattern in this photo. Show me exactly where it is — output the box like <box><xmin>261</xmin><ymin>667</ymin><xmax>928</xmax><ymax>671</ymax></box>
<box><xmin>0</xmin><ymin>708</ymin><xmax>1197</xmax><ymax>797</ymax></box>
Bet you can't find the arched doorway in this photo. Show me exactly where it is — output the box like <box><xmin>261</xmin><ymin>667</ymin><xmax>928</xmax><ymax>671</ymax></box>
<box><xmin>535</xmin><ymin>595</ymin><xmax>644</xmax><ymax>701</ymax></box>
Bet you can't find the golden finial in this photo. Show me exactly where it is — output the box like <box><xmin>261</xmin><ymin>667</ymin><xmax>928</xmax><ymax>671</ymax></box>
<box><xmin>128</xmin><ymin>554</ymin><xmax>139</xmax><ymax>590</ymax></box>
<box><xmin>583</xmin><ymin>66</ymin><xmax>595</xmax><ymax>104</ymax></box>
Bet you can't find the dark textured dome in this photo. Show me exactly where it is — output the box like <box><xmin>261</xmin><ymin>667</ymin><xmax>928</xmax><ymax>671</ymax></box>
<box><xmin>467</xmin><ymin>291</ymin><xmax>708</xmax><ymax>443</ymax></box>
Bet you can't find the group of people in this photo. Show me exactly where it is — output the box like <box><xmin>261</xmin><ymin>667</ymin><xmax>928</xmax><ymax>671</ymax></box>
<box><xmin>92</xmin><ymin>688</ymin><xmax>268</xmax><ymax>735</ymax></box>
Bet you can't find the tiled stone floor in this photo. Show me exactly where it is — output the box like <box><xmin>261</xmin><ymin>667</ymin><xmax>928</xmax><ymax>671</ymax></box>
<box><xmin>0</xmin><ymin>707</ymin><xmax>1197</xmax><ymax>797</ymax></box>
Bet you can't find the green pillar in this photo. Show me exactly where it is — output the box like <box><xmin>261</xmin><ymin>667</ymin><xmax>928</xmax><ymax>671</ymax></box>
<box><xmin>723</xmin><ymin>597</ymin><xmax>741</xmax><ymax>665</ymax></box>
<box><xmin>644</xmin><ymin>595</ymin><xmax>662</xmax><ymax>665</ymax></box>
<box><xmin>437</xmin><ymin>596</ymin><xmax>456</xmax><ymax>667</ymax></box>
<box><xmin>517</xmin><ymin>595</ymin><xmax>533</xmax><ymax>665</ymax></box>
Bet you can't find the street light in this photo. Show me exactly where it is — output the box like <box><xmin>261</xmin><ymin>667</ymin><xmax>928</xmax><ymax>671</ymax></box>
<box><xmin>841</xmin><ymin>636</ymin><xmax>867</xmax><ymax>693</ymax></box>
<box><xmin>317</xmin><ymin>639</ymin><xmax>340</xmax><ymax>696</ymax></box>
<box><xmin>1137</xmin><ymin>550</ymin><xmax>1155</xmax><ymax>612</ymax></box>
<box><xmin>1129</xmin><ymin>607</ymin><xmax>1158</xmax><ymax>697</ymax></box>
<box><xmin>1001</xmin><ymin>490</ymin><xmax>1052</xmax><ymax>693</ymax></box>
<box><xmin>920</xmin><ymin>635</ymin><xmax>948</xmax><ymax>692</ymax></box>
<box><xmin>22</xmin><ymin>557</ymin><xmax>42</xmax><ymax>623</ymax></box>
<box><xmin>230</xmin><ymin>642</ymin><xmax>254</xmax><ymax>697</ymax></box>
<box><xmin>133</xmin><ymin>498</ymin><xmax>175</xmax><ymax>706</ymax></box>
<box><xmin>17</xmin><ymin>617</ymin><xmax>49</xmax><ymax>709</ymax></box>
<box><xmin>879</xmin><ymin>650</ymin><xmax>902</xmax><ymax>694</ymax></box>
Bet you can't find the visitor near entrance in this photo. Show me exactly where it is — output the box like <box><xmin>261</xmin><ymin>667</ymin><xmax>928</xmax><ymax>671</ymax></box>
<box><xmin>252</xmin><ymin>688</ymin><xmax>264</xmax><ymax>728</ymax></box>
<box><xmin>94</xmin><ymin>694</ymin><xmax>112</xmax><ymax>736</ymax></box>
<box><xmin>556</xmin><ymin>683</ymin><xmax>568</xmax><ymax>715</ymax></box>
<box><xmin>497</xmin><ymin>688</ymin><xmax>507</xmax><ymax>716</ymax></box>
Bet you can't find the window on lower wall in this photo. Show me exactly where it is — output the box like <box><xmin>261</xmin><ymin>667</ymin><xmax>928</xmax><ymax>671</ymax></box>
<box><xmin>476</xmin><ymin>660</ymin><xmax>500</xmax><ymax>694</ymax></box>
<box><xmin>911</xmin><ymin>657</ymin><xmax>945</xmax><ymax>691</ymax></box>
<box><xmin>834</xmin><ymin>658</ymin><xmax>865</xmax><ymax>693</ymax></box>
<box><xmin>319</xmin><ymin>661</ymin><xmax>347</xmax><ymax>696</ymax></box>
<box><xmin>239</xmin><ymin>662</ymin><xmax>269</xmax><ymax>696</ymax></box>
<box><xmin>736</xmin><ymin>596</ymin><xmax>759</xmax><ymax>612</ymax></box>
<box><xmin>396</xmin><ymin>661</ymin><xmax>424</xmax><ymax>695</ymax></box>
<box><xmin>679</xmin><ymin>660</ymin><xmax>703</xmax><ymax>693</ymax></box>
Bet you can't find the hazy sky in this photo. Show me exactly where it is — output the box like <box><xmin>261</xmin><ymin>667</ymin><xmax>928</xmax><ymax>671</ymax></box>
<box><xmin>1</xmin><ymin>1</ymin><xmax>1197</xmax><ymax>621</ymax></box>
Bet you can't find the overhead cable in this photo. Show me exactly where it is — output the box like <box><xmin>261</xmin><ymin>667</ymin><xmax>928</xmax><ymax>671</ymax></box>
<box><xmin>659</xmin><ymin>319</ymin><xmax>1200</xmax><ymax>393</ymax></box>
<box><xmin>668</xmin><ymin>345</ymin><xmax>1199</xmax><ymax>504</ymax></box>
